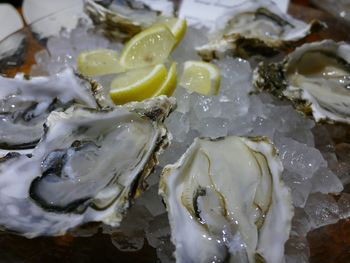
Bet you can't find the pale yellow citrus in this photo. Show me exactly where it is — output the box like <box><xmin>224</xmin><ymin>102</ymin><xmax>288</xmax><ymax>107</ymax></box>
<box><xmin>77</xmin><ymin>49</ymin><xmax>124</xmax><ymax>77</ymax></box>
<box><xmin>110</xmin><ymin>64</ymin><xmax>167</xmax><ymax>104</ymax></box>
<box><xmin>119</xmin><ymin>24</ymin><xmax>176</xmax><ymax>69</ymax></box>
<box><xmin>180</xmin><ymin>61</ymin><xmax>221</xmax><ymax>96</ymax></box>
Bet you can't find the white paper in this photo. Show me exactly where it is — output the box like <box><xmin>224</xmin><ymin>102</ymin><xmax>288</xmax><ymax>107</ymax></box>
<box><xmin>179</xmin><ymin>0</ymin><xmax>290</xmax><ymax>29</ymax></box>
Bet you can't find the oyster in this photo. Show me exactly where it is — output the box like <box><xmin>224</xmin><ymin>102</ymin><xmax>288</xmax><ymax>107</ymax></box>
<box><xmin>253</xmin><ymin>40</ymin><xmax>350</xmax><ymax>124</ymax></box>
<box><xmin>0</xmin><ymin>68</ymin><xmax>98</xmax><ymax>153</ymax></box>
<box><xmin>196</xmin><ymin>0</ymin><xmax>324</xmax><ymax>60</ymax></box>
<box><xmin>84</xmin><ymin>0</ymin><xmax>159</xmax><ymax>42</ymax></box>
<box><xmin>159</xmin><ymin>136</ymin><xmax>293</xmax><ymax>263</ymax></box>
<box><xmin>0</xmin><ymin>96</ymin><xmax>174</xmax><ymax>237</ymax></box>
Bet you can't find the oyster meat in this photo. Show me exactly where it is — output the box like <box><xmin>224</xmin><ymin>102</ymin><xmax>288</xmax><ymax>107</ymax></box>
<box><xmin>197</xmin><ymin>0</ymin><xmax>324</xmax><ymax>60</ymax></box>
<box><xmin>159</xmin><ymin>136</ymin><xmax>293</xmax><ymax>263</ymax></box>
<box><xmin>253</xmin><ymin>40</ymin><xmax>350</xmax><ymax>124</ymax></box>
<box><xmin>0</xmin><ymin>96</ymin><xmax>174</xmax><ymax>237</ymax></box>
<box><xmin>0</xmin><ymin>68</ymin><xmax>98</xmax><ymax>154</ymax></box>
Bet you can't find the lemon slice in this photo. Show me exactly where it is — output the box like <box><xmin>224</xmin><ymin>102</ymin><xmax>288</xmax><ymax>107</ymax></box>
<box><xmin>153</xmin><ymin>62</ymin><xmax>177</xmax><ymax>97</ymax></box>
<box><xmin>119</xmin><ymin>24</ymin><xmax>176</xmax><ymax>69</ymax></box>
<box><xmin>77</xmin><ymin>49</ymin><xmax>124</xmax><ymax>77</ymax></box>
<box><xmin>180</xmin><ymin>61</ymin><xmax>221</xmax><ymax>96</ymax></box>
<box><xmin>157</xmin><ymin>17</ymin><xmax>187</xmax><ymax>44</ymax></box>
<box><xmin>110</xmin><ymin>64</ymin><xmax>167</xmax><ymax>104</ymax></box>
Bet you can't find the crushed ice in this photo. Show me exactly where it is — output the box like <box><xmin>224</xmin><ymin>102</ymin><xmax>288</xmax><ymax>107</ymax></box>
<box><xmin>30</xmin><ymin>22</ymin><xmax>350</xmax><ymax>263</ymax></box>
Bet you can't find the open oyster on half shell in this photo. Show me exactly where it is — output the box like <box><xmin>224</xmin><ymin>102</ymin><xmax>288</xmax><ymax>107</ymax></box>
<box><xmin>253</xmin><ymin>40</ymin><xmax>350</xmax><ymax>124</ymax></box>
<box><xmin>84</xmin><ymin>0</ymin><xmax>159</xmax><ymax>42</ymax></box>
<box><xmin>0</xmin><ymin>96</ymin><xmax>174</xmax><ymax>237</ymax></box>
<box><xmin>197</xmin><ymin>0</ymin><xmax>324</xmax><ymax>60</ymax></box>
<box><xmin>0</xmin><ymin>68</ymin><xmax>99</xmax><ymax>155</ymax></box>
<box><xmin>159</xmin><ymin>136</ymin><xmax>293</xmax><ymax>263</ymax></box>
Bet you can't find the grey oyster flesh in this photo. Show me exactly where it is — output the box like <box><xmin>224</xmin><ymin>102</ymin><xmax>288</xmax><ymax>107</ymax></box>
<box><xmin>159</xmin><ymin>136</ymin><xmax>293</xmax><ymax>263</ymax></box>
<box><xmin>0</xmin><ymin>68</ymin><xmax>98</xmax><ymax>152</ymax></box>
<box><xmin>196</xmin><ymin>0</ymin><xmax>324</xmax><ymax>60</ymax></box>
<box><xmin>253</xmin><ymin>40</ymin><xmax>350</xmax><ymax>124</ymax></box>
<box><xmin>84</xmin><ymin>0</ymin><xmax>158</xmax><ymax>42</ymax></box>
<box><xmin>0</xmin><ymin>96</ymin><xmax>174</xmax><ymax>237</ymax></box>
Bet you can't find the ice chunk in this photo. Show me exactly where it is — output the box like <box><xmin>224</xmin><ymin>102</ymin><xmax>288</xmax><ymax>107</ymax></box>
<box><xmin>285</xmin><ymin>236</ymin><xmax>310</xmax><ymax>263</ymax></box>
<box><xmin>156</xmin><ymin>235</ymin><xmax>176</xmax><ymax>263</ymax></box>
<box><xmin>282</xmin><ymin>170</ymin><xmax>312</xmax><ymax>207</ymax></box>
<box><xmin>70</xmin><ymin>27</ymin><xmax>109</xmax><ymax>53</ymax></box>
<box><xmin>111</xmin><ymin>233</ymin><xmax>145</xmax><ymax>252</ymax></box>
<box><xmin>310</xmin><ymin>168</ymin><xmax>343</xmax><ymax>194</ymax></box>
<box><xmin>198</xmin><ymin>117</ymin><xmax>228</xmax><ymax>138</ymax></box>
<box><xmin>290</xmin><ymin>208</ymin><xmax>311</xmax><ymax>237</ymax></box>
<box><xmin>275</xmin><ymin>134</ymin><xmax>326</xmax><ymax>178</ymax></box>
<box><xmin>192</xmin><ymin>94</ymin><xmax>222</xmax><ymax>119</ymax></box>
<box><xmin>165</xmin><ymin>111</ymin><xmax>190</xmax><ymax>143</ymax></box>
<box><xmin>171</xmin><ymin>27</ymin><xmax>208</xmax><ymax>65</ymax></box>
<box><xmin>338</xmin><ymin>193</ymin><xmax>350</xmax><ymax>219</ymax></box>
<box><xmin>215</xmin><ymin>57</ymin><xmax>252</xmax><ymax>92</ymax></box>
<box><xmin>47</xmin><ymin>36</ymin><xmax>72</xmax><ymax>60</ymax></box>
<box><xmin>227</xmin><ymin>115</ymin><xmax>253</xmax><ymax>136</ymax></box>
<box><xmin>172</xmin><ymin>87</ymin><xmax>190</xmax><ymax>114</ymax></box>
<box><xmin>108</xmin><ymin>204</ymin><xmax>153</xmax><ymax>252</ymax></box>
<box><xmin>160</xmin><ymin>125</ymin><xmax>197</xmax><ymax>163</ymax></box>
<box><xmin>145</xmin><ymin>213</ymin><xmax>171</xmax><ymax>248</ymax></box>
<box><xmin>329</xmin><ymin>162</ymin><xmax>350</xmax><ymax>185</ymax></box>
<box><xmin>304</xmin><ymin>193</ymin><xmax>340</xmax><ymax>229</ymax></box>
<box><xmin>146</xmin><ymin>166</ymin><xmax>162</xmax><ymax>187</ymax></box>
<box><xmin>249</xmin><ymin>116</ymin><xmax>276</xmax><ymax>140</ymax></box>
<box><xmin>136</xmin><ymin>184</ymin><xmax>166</xmax><ymax>217</ymax></box>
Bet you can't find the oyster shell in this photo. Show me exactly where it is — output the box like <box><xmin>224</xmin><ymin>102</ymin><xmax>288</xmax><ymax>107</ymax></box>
<box><xmin>253</xmin><ymin>40</ymin><xmax>350</xmax><ymax>124</ymax></box>
<box><xmin>0</xmin><ymin>96</ymin><xmax>174</xmax><ymax>237</ymax></box>
<box><xmin>0</xmin><ymin>68</ymin><xmax>98</xmax><ymax>154</ymax></box>
<box><xmin>159</xmin><ymin>136</ymin><xmax>293</xmax><ymax>263</ymax></box>
<box><xmin>84</xmin><ymin>0</ymin><xmax>158</xmax><ymax>42</ymax></box>
<box><xmin>196</xmin><ymin>0</ymin><xmax>324</xmax><ymax>60</ymax></box>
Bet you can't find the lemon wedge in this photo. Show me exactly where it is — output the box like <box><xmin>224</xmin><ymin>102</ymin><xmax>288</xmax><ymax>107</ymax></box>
<box><xmin>157</xmin><ymin>17</ymin><xmax>187</xmax><ymax>45</ymax></box>
<box><xmin>110</xmin><ymin>64</ymin><xmax>167</xmax><ymax>104</ymax></box>
<box><xmin>119</xmin><ymin>24</ymin><xmax>176</xmax><ymax>69</ymax></box>
<box><xmin>77</xmin><ymin>49</ymin><xmax>124</xmax><ymax>77</ymax></box>
<box><xmin>153</xmin><ymin>62</ymin><xmax>177</xmax><ymax>97</ymax></box>
<box><xmin>180</xmin><ymin>61</ymin><xmax>221</xmax><ymax>96</ymax></box>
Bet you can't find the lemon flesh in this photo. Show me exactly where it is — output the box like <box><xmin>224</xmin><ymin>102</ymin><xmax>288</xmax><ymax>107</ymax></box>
<box><xmin>153</xmin><ymin>62</ymin><xmax>177</xmax><ymax>97</ymax></box>
<box><xmin>77</xmin><ymin>49</ymin><xmax>124</xmax><ymax>77</ymax></box>
<box><xmin>157</xmin><ymin>17</ymin><xmax>187</xmax><ymax>44</ymax></box>
<box><xmin>110</xmin><ymin>64</ymin><xmax>167</xmax><ymax>104</ymax></box>
<box><xmin>119</xmin><ymin>25</ymin><xmax>176</xmax><ymax>69</ymax></box>
<box><xmin>180</xmin><ymin>61</ymin><xmax>221</xmax><ymax>96</ymax></box>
